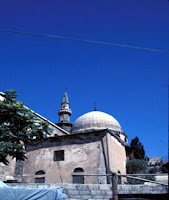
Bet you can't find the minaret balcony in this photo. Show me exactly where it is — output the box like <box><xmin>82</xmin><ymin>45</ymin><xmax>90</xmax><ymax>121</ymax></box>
<box><xmin>58</xmin><ymin>108</ymin><xmax>72</xmax><ymax>115</ymax></box>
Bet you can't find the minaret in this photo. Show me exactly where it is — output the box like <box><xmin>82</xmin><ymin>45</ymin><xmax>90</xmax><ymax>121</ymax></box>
<box><xmin>57</xmin><ymin>90</ymin><xmax>72</xmax><ymax>132</ymax></box>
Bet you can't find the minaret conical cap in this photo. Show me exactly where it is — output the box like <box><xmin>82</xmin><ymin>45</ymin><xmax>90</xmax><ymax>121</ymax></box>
<box><xmin>62</xmin><ymin>90</ymin><xmax>69</xmax><ymax>104</ymax></box>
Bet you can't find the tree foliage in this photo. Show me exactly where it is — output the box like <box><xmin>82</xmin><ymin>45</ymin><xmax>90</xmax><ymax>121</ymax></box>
<box><xmin>126</xmin><ymin>159</ymin><xmax>148</xmax><ymax>174</ymax></box>
<box><xmin>130</xmin><ymin>136</ymin><xmax>145</xmax><ymax>159</ymax></box>
<box><xmin>0</xmin><ymin>90</ymin><xmax>51</xmax><ymax>165</ymax></box>
<box><xmin>126</xmin><ymin>137</ymin><xmax>156</xmax><ymax>184</ymax></box>
<box><xmin>126</xmin><ymin>159</ymin><xmax>155</xmax><ymax>184</ymax></box>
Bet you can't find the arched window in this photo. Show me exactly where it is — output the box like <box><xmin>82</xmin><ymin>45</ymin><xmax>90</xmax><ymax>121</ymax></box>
<box><xmin>74</xmin><ymin>168</ymin><xmax>84</xmax><ymax>173</ymax></box>
<box><xmin>35</xmin><ymin>170</ymin><xmax>45</xmax><ymax>183</ymax></box>
<box><xmin>73</xmin><ymin>168</ymin><xmax>84</xmax><ymax>184</ymax></box>
<box><xmin>35</xmin><ymin>170</ymin><xmax>45</xmax><ymax>175</ymax></box>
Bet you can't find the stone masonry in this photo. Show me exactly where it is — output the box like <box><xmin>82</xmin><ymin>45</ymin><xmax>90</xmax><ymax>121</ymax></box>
<box><xmin>8</xmin><ymin>183</ymin><xmax>168</xmax><ymax>200</ymax></box>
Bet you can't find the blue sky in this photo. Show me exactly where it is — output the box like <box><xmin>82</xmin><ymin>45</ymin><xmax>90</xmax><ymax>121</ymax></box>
<box><xmin>0</xmin><ymin>0</ymin><xmax>168</xmax><ymax>158</ymax></box>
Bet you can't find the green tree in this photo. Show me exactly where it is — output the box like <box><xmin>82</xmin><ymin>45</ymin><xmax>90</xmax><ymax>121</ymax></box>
<box><xmin>0</xmin><ymin>90</ymin><xmax>50</xmax><ymax>165</ymax></box>
<box><xmin>126</xmin><ymin>138</ymin><xmax>155</xmax><ymax>184</ymax></box>
<box><xmin>130</xmin><ymin>136</ymin><xmax>145</xmax><ymax>159</ymax></box>
<box><xmin>126</xmin><ymin>159</ymin><xmax>155</xmax><ymax>184</ymax></box>
<box><xmin>126</xmin><ymin>159</ymin><xmax>148</xmax><ymax>174</ymax></box>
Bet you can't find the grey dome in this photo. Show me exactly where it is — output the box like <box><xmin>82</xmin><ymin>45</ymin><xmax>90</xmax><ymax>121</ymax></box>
<box><xmin>72</xmin><ymin>111</ymin><xmax>122</xmax><ymax>134</ymax></box>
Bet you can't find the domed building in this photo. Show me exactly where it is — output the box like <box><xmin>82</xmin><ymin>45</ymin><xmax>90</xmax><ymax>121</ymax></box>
<box><xmin>72</xmin><ymin>111</ymin><xmax>122</xmax><ymax>133</ymax></box>
<box><xmin>72</xmin><ymin>111</ymin><xmax>127</xmax><ymax>143</ymax></box>
<box><xmin>0</xmin><ymin>91</ymin><xmax>128</xmax><ymax>184</ymax></box>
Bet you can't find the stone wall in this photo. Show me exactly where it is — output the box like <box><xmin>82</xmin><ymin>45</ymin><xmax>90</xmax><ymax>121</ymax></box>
<box><xmin>8</xmin><ymin>183</ymin><xmax>168</xmax><ymax>200</ymax></box>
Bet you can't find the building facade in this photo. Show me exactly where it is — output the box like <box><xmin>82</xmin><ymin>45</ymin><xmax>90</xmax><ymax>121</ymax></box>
<box><xmin>0</xmin><ymin>91</ymin><xmax>128</xmax><ymax>184</ymax></box>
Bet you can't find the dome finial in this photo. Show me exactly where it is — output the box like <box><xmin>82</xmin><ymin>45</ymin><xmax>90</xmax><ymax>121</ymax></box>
<box><xmin>94</xmin><ymin>102</ymin><xmax>97</xmax><ymax>111</ymax></box>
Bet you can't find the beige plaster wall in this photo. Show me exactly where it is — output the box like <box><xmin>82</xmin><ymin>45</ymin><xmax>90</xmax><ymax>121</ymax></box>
<box><xmin>108</xmin><ymin>133</ymin><xmax>127</xmax><ymax>175</ymax></box>
<box><xmin>0</xmin><ymin>132</ymin><xmax>127</xmax><ymax>185</ymax></box>
<box><xmin>23</xmin><ymin>140</ymin><xmax>107</xmax><ymax>184</ymax></box>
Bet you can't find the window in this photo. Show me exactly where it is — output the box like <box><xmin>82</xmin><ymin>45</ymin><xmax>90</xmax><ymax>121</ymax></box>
<box><xmin>74</xmin><ymin>168</ymin><xmax>84</xmax><ymax>173</ymax></box>
<box><xmin>35</xmin><ymin>170</ymin><xmax>45</xmax><ymax>175</ymax></box>
<box><xmin>54</xmin><ymin>150</ymin><xmax>64</xmax><ymax>161</ymax></box>
<box><xmin>73</xmin><ymin>168</ymin><xmax>84</xmax><ymax>184</ymax></box>
<box><xmin>35</xmin><ymin>177</ymin><xmax>45</xmax><ymax>183</ymax></box>
<box><xmin>35</xmin><ymin>170</ymin><xmax>45</xmax><ymax>183</ymax></box>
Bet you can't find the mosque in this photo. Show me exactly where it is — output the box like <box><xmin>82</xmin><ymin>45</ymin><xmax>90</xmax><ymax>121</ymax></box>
<box><xmin>0</xmin><ymin>91</ymin><xmax>128</xmax><ymax>184</ymax></box>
